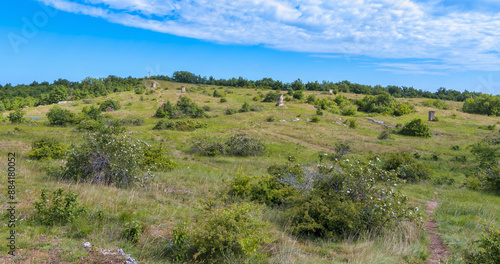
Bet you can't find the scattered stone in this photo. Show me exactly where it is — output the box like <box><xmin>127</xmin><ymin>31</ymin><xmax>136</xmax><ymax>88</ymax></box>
<box><xmin>276</xmin><ymin>94</ymin><xmax>284</xmax><ymax>106</ymax></box>
<box><xmin>151</xmin><ymin>81</ymin><xmax>159</xmax><ymax>88</ymax></box>
<box><xmin>279</xmin><ymin>119</ymin><xmax>287</xmax><ymax>122</ymax></box>
<box><xmin>83</xmin><ymin>242</ymin><xmax>91</xmax><ymax>248</ymax></box>
<box><xmin>181</xmin><ymin>86</ymin><xmax>186</xmax><ymax>93</ymax></box>
<box><xmin>328</xmin><ymin>89</ymin><xmax>333</xmax><ymax>94</ymax></box>
<box><xmin>105</xmin><ymin>107</ymin><xmax>114</xmax><ymax>112</ymax></box>
<box><xmin>293</xmin><ymin>118</ymin><xmax>301</xmax><ymax>121</ymax></box>
<box><xmin>57</xmin><ymin>101</ymin><xmax>67</xmax><ymax>104</ymax></box>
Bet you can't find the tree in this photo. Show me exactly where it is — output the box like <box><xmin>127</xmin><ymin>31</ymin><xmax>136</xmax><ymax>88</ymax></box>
<box><xmin>48</xmin><ymin>85</ymin><xmax>68</xmax><ymax>104</ymax></box>
<box><xmin>291</xmin><ymin>79</ymin><xmax>305</xmax><ymax>91</ymax></box>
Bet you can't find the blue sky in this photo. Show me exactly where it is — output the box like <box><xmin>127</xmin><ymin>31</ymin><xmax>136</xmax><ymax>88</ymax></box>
<box><xmin>1</xmin><ymin>0</ymin><xmax>500</xmax><ymax>94</ymax></box>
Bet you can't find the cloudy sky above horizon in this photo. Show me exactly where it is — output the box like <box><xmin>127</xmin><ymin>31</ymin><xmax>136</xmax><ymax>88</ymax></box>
<box><xmin>1</xmin><ymin>0</ymin><xmax>500</xmax><ymax>93</ymax></box>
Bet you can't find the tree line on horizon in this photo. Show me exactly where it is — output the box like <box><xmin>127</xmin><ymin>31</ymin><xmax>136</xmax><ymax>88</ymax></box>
<box><xmin>0</xmin><ymin>71</ymin><xmax>499</xmax><ymax>116</ymax></box>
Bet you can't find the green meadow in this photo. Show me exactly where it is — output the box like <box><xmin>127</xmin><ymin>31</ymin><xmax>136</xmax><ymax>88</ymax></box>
<box><xmin>0</xmin><ymin>80</ymin><xmax>498</xmax><ymax>263</ymax></box>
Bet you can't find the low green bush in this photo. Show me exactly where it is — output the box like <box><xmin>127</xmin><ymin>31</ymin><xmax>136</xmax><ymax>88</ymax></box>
<box><xmin>76</xmin><ymin>119</ymin><xmax>103</xmax><ymax>132</ymax></box>
<box><xmin>310</xmin><ymin>116</ymin><xmax>320</xmax><ymax>123</ymax></box>
<box><xmin>33</xmin><ymin>188</ymin><xmax>87</xmax><ymax>226</ymax></box>
<box><xmin>27</xmin><ymin>139</ymin><xmax>67</xmax><ymax>160</ymax></box>
<box><xmin>464</xmin><ymin>225</ymin><xmax>500</xmax><ymax>264</ymax></box>
<box><xmin>143</xmin><ymin>145</ymin><xmax>178</xmax><ymax>171</ymax></box>
<box><xmin>122</xmin><ymin>220</ymin><xmax>144</xmax><ymax>244</ymax></box>
<box><xmin>287</xmin><ymin>161</ymin><xmax>420</xmax><ymax>238</ymax></box>
<box><xmin>265</xmin><ymin>116</ymin><xmax>276</xmax><ymax>122</ymax></box>
<box><xmin>167</xmin><ymin>202</ymin><xmax>273</xmax><ymax>263</ymax></box>
<box><xmin>383</xmin><ymin>151</ymin><xmax>430</xmax><ymax>182</ymax></box>
<box><xmin>99</xmin><ymin>99</ymin><xmax>121</xmax><ymax>111</ymax></box>
<box><xmin>8</xmin><ymin>109</ymin><xmax>25</xmax><ymax>123</ymax></box>
<box><xmin>225</xmin><ymin>108</ymin><xmax>237</xmax><ymax>115</ymax></box>
<box><xmin>398</xmin><ymin>118</ymin><xmax>431</xmax><ymax>138</ymax></box>
<box><xmin>46</xmin><ymin>106</ymin><xmax>76</xmax><ymax>126</ymax></box>
<box><xmin>155</xmin><ymin>96</ymin><xmax>208</xmax><ymax>118</ymax></box>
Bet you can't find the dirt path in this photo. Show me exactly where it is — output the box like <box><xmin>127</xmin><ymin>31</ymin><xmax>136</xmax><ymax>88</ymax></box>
<box><xmin>426</xmin><ymin>192</ymin><xmax>449</xmax><ymax>264</ymax></box>
<box><xmin>258</xmin><ymin>129</ymin><xmax>334</xmax><ymax>153</ymax></box>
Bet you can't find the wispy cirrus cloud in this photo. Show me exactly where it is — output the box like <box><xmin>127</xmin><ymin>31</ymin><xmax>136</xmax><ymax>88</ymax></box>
<box><xmin>37</xmin><ymin>0</ymin><xmax>500</xmax><ymax>74</ymax></box>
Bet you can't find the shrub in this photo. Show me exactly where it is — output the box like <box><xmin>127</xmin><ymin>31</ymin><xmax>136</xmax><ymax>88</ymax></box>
<box><xmin>227</xmin><ymin>172</ymin><xmax>298</xmax><ymax>206</ymax></box>
<box><xmin>293</xmin><ymin>90</ymin><xmax>304</xmax><ymax>100</ymax></box>
<box><xmin>462</xmin><ymin>94</ymin><xmax>500</xmax><ymax>116</ymax></box>
<box><xmin>266</xmin><ymin>116</ymin><xmax>276</xmax><ymax>122</ymax></box>
<box><xmin>155</xmin><ymin>97</ymin><xmax>207</xmax><ymax>118</ymax></box>
<box><xmin>8</xmin><ymin>109</ymin><xmax>25</xmax><ymax>123</ymax></box>
<box><xmin>252</xmin><ymin>96</ymin><xmax>260</xmax><ymax>101</ymax></box>
<box><xmin>202</xmin><ymin>105</ymin><xmax>211</xmax><ymax>112</ymax></box>
<box><xmin>225</xmin><ymin>133</ymin><xmax>266</xmax><ymax>156</ymax></box>
<box><xmin>316</xmin><ymin>108</ymin><xmax>323</xmax><ymax>116</ymax></box>
<box><xmin>122</xmin><ymin>220</ymin><xmax>144</xmax><ymax>244</ymax></box>
<box><xmin>33</xmin><ymin>188</ymin><xmax>86</xmax><ymax>226</ymax></box>
<box><xmin>27</xmin><ymin>138</ymin><xmax>67</xmax><ymax>160</ymax></box>
<box><xmin>220</xmin><ymin>98</ymin><xmax>227</xmax><ymax>103</ymax></box>
<box><xmin>239</xmin><ymin>102</ymin><xmax>251</xmax><ymax>113</ymax></box>
<box><xmin>345</xmin><ymin>118</ymin><xmax>357</xmax><ymax>129</ymax></box>
<box><xmin>398</xmin><ymin>118</ymin><xmax>431</xmax><ymax>138</ymax></box>
<box><xmin>355</xmin><ymin>93</ymin><xmax>414</xmax><ymax>116</ymax></box>
<box><xmin>99</xmin><ymin>99</ymin><xmax>121</xmax><ymax>111</ymax></box>
<box><xmin>334</xmin><ymin>140</ymin><xmax>352</xmax><ymax>157</ymax></box>
<box><xmin>262</xmin><ymin>91</ymin><xmax>280</xmax><ymax>102</ymax></box>
<box><xmin>46</xmin><ymin>106</ymin><xmax>76</xmax><ymax>126</ymax></box>
<box><xmin>60</xmin><ymin>132</ymin><xmax>155</xmax><ymax>187</ymax></box>
<box><xmin>213</xmin><ymin>90</ymin><xmax>224</xmax><ymax>97</ymax></box>
<box><xmin>383</xmin><ymin>151</ymin><xmax>430</xmax><ymax>182</ymax></box>
<box><xmin>153</xmin><ymin>120</ymin><xmax>206</xmax><ymax>131</ymax></box>
<box><xmin>81</xmin><ymin>105</ymin><xmax>102</xmax><ymax>121</ymax></box>
<box><xmin>470</xmin><ymin>140</ymin><xmax>500</xmax><ymax>168</ymax></box>
<box><xmin>306</xmin><ymin>94</ymin><xmax>316</xmax><ymax>104</ymax></box>
<box><xmin>225</xmin><ymin>108</ymin><xmax>236</xmax><ymax>115</ymax></box>
<box><xmin>287</xmin><ymin>161</ymin><xmax>421</xmax><ymax>238</ymax></box>
<box><xmin>464</xmin><ymin>225</ymin><xmax>500</xmax><ymax>264</ymax></box>
<box><xmin>378</xmin><ymin>129</ymin><xmax>393</xmax><ymax>140</ymax></box>
<box><xmin>76</xmin><ymin>119</ymin><xmax>103</xmax><ymax>132</ymax></box>
<box><xmin>167</xmin><ymin>202</ymin><xmax>273</xmax><ymax>263</ymax></box>
<box><xmin>310</xmin><ymin>116</ymin><xmax>320</xmax><ymax>123</ymax></box>
<box><xmin>143</xmin><ymin>145</ymin><xmax>178</xmax><ymax>171</ymax></box>
<box><xmin>339</xmin><ymin>106</ymin><xmax>355</xmax><ymax>116</ymax></box>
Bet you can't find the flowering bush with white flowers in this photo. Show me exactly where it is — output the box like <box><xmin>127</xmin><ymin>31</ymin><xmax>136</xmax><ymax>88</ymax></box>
<box><xmin>228</xmin><ymin>158</ymin><xmax>422</xmax><ymax>238</ymax></box>
<box><xmin>287</xmin><ymin>159</ymin><xmax>422</xmax><ymax>238</ymax></box>
<box><xmin>61</xmin><ymin>132</ymin><xmax>163</xmax><ymax>187</ymax></box>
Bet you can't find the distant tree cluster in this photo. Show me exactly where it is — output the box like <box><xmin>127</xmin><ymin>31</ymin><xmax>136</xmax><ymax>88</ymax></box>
<box><xmin>151</xmin><ymin>71</ymin><xmax>485</xmax><ymax>102</ymax></box>
<box><xmin>0</xmin><ymin>76</ymin><xmax>140</xmax><ymax>111</ymax></box>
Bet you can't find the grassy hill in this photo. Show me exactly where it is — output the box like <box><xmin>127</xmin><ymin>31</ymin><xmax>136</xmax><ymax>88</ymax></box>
<box><xmin>0</xmin><ymin>80</ymin><xmax>498</xmax><ymax>263</ymax></box>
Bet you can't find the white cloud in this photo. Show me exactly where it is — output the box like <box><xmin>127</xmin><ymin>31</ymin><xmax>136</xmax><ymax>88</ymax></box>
<box><xmin>37</xmin><ymin>0</ymin><xmax>500</xmax><ymax>73</ymax></box>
